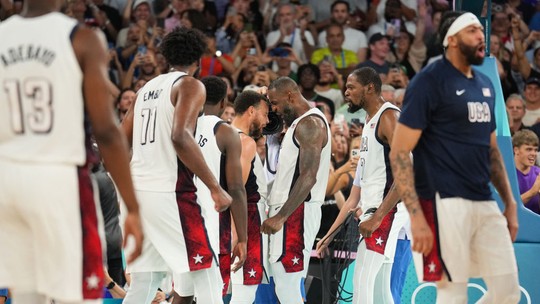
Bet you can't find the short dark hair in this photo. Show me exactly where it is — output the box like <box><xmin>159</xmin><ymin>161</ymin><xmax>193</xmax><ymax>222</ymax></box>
<box><xmin>181</xmin><ymin>9</ymin><xmax>209</xmax><ymax>32</ymax></box>
<box><xmin>331</xmin><ymin>0</ymin><xmax>349</xmax><ymax>13</ymax></box>
<box><xmin>297</xmin><ymin>63</ymin><xmax>321</xmax><ymax>81</ymax></box>
<box><xmin>202</xmin><ymin>76</ymin><xmax>227</xmax><ymax>106</ymax></box>
<box><xmin>160</xmin><ymin>27</ymin><xmax>207</xmax><ymax>67</ymax></box>
<box><xmin>351</xmin><ymin>67</ymin><xmax>382</xmax><ymax>94</ymax></box>
<box><xmin>438</xmin><ymin>11</ymin><xmax>466</xmax><ymax>48</ymax></box>
<box><xmin>268</xmin><ymin>76</ymin><xmax>299</xmax><ymax>93</ymax></box>
<box><xmin>234</xmin><ymin>90</ymin><xmax>266</xmax><ymax>115</ymax></box>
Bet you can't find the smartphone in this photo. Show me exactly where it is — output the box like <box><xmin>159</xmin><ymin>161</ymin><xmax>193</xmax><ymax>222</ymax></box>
<box><xmin>138</xmin><ymin>45</ymin><xmax>147</xmax><ymax>55</ymax></box>
<box><xmin>156</xmin><ymin>17</ymin><xmax>165</xmax><ymax>28</ymax></box>
<box><xmin>351</xmin><ymin>149</ymin><xmax>361</xmax><ymax>158</ymax></box>
<box><xmin>351</xmin><ymin>118</ymin><xmax>363</xmax><ymax>127</ymax></box>
<box><xmin>270</xmin><ymin>47</ymin><xmax>290</xmax><ymax>57</ymax></box>
<box><xmin>244</xmin><ymin>23</ymin><xmax>253</xmax><ymax>33</ymax></box>
<box><xmin>257</xmin><ymin>65</ymin><xmax>267</xmax><ymax>71</ymax></box>
<box><xmin>248</xmin><ymin>48</ymin><xmax>257</xmax><ymax>55</ymax></box>
<box><xmin>392</xmin><ymin>18</ymin><xmax>401</xmax><ymax>37</ymax></box>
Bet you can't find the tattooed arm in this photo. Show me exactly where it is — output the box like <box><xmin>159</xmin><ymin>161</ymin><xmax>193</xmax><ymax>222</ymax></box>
<box><xmin>489</xmin><ymin>132</ymin><xmax>519</xmax><ymax>241</ymax></box>
<box><xmin>389</xmin><ymin>122</ymin><xmax>433</xmax><ymax>255</ymax></box>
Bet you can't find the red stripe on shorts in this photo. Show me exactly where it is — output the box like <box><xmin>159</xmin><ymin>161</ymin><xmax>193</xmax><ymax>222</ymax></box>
<box><xmin>78</xmin><ymin>167</ymin><xmax>104</xmax><ymax>299</ymax></box>
<box><xmin>219</xmin><ymin>253</ymin><xmax>231</xmax><ymax>296</ymax></box>
<box><xmin>176</xmin><ymin>192</ymin><xmax>214</xmax><ymax>271</ymax></box>
<box><xmin>419</xmin><ymin>198</ymin><xmax>445</xmax><ymax>281</ymax></box>
<box><xmin>364</xmin><ymin>207</ymin><xmax>397</xmax><ymax>255</ymax></box>
<box><xmin>278</xmin><ymin>202</ymin><xmax>305</xmax><ymax>273</ymax></box>
<box><xmin>243</xmin><ymin>203</ymin><xmax>264</xmax><ymax>284</ymax></box>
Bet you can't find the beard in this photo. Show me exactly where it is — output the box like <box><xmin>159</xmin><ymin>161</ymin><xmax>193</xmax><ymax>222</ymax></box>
<box><xmin>345</xmin><ymin>96</ymin><xmax>364</xmax><ymax>113</ymax></box>
<box><xmin>282</xmin><ymin>105</ymin><xmax>297</xmax><ymax>127</ymax></box>
<box><xmin>249</xmin><ymin>120</ymin><xmax>263</xmax><ymax>139</ymax></box>
<box><xmin>459</xmin><ymin>42</ymin><xmax>484</xmax><ymax>66</ymax></box>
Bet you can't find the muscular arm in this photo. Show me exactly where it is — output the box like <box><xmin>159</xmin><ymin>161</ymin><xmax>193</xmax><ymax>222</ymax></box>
<box><xmin>217</xmin><ymin>125</ymin><xmax>248</xmax><ymax>243</ymax></box>
<box><xmin>74</xmin><ymin>27</ymin><xmax>142</xmax><ymax>261</ymax></box>
<box><xmin>360</xmin><ymin>109</ymin><xmax>401</xmax><ymax>237</ymax></box>
<box><xmin>171</xmin><ymin>78</ymin><xmax>231</xmax><ymax>210</ymax></box>
<box><xmin>389</xmin><ymin>122</ymin><xmax>433</xmax><ymax>255</ymax></box>
<box><xmin>489</xmin><ymin>132</ymin><xmax>519</xmax><ymax>241</ymax></box>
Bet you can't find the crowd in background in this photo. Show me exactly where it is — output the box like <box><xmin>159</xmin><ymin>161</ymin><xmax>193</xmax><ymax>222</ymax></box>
<box><xmin>2</xmin><ymin>0</ymin><xmax>540</xmax><ymax>302</ymax></box>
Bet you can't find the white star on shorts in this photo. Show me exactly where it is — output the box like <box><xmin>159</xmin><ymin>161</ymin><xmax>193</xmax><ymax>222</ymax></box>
<box><xmin>292</xmin><ymin>256</ymin><xmax>300</xmax><ymax>265</ymax></box>
<box><xmin>86</xmin><ymin>273</ymin><xmax>100</xmax><ymax>290</ymax></box>
<box><xmin>375</xmin><ymin>237</ymin><xmax>384</xmax><ymax>246</ymax></box>
<box><xmin>193</xmin><ymin>254</ymin><xmax>204</xmax><ymax>264</ymax></box>
<box><xmin>248</xmin><ymin>268</ymin><xmax>257</xmax><ymax>277</ymax></box>
<box><xmin>428</xmin><ymin>261</ymin><xmax>436</xmax><ymax>273</ymax></box>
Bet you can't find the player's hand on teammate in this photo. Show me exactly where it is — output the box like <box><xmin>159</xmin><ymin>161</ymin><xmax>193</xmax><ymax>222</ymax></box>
<box><xmin>358</xmin><ymin>215</ymin><xmax>382</xmax><ymax>238</ymax></box>
<box><xmin>231</xmin><ymin>241</ymin><xmax>247</xmax><ymax>272</ymax></box>
<box><xmin>503</xmin><ymin>200</ymin><xmax>519</xmax><ymax>242</ymax></box>
<box><xmin>123</xmin><ymin>211</ymin><xmax>144</xmax><ymax>263</ymax></box>
<box><xmin>260</xmin><ymin>214</ymin><xmax>286</xmax><ymax>234</ymax></box>
<box><xmin>410</xmin><ymin>214</ymin><xmax>434</xmax><ymax>256</ymax></box>
<box><xmin>211</xmin><ymin>187</ymin><xmax>233</xmax><ymax>212</ymax></box>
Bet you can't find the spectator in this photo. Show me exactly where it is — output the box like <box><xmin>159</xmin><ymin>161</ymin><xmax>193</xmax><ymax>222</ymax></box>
<box><xmin>513</xmin><ymin>129</ymin><xmax>540</xmax><ymax>214</ymax></box>
<box><xmin>317</xmin><ymin>0</ymin><xmax>368</xmax><ymax>62</ymax></box>
<box><xmin>0</xmin><ymin>289</ymin><xmax>7</xmax><ymax>304</ymax></box>
<box><xmin>366</xmin><ymin>0</ymin><xmax>418</xmax><ymax>39</ymax></box>
<box><xmin>393</xmin><ymin>88</ymin><xmax>405</xmax><ymax>109</ymax></box>
<box><xmin>188</xmin><ymin>0</ymin><xmax>218</xmax><ymax>31</ymax></box>
<box><xmin>506</xmin><ymin>94</ymin><xmax>528</xmax><ymax>135</ymax></box>
<box><xmin>424</xmin><ymin>8</ymin><xmax>444</xmax><ymax>64</ymax></box>
<box><xmin>357</xmin><ymin>33</ymin><xmax>391</xmax><ymax>81</ymax></box>
<box><xmin>179</xmin><ymin>9</ymin><xmax>209</xmax><ymax>32</ymax></box>
<box><xmin>387</xmin><ymin>1</ymin><xmax>427</xmax><ymax>79</ymax></box>
<box><xmin>117</xmin><ymin>88</ymin><xmax>136</xmax><ymax>121</ymax></box>
<box><xmin>216</xmin><ymin>11</ymin><xmax>247</xmax><ymax>54</ymax></box>
<box><xmin>220</xmin><ymin>102</ymin><xmax>236</xmax><ymax>124</ymax></box>
<box><xmin>199</xmin><ymin>31</ymin><xmax>235</xmax><ymax>77</ymax></box>
<box><xmin>230</xmin><ymin>30</ymin><xmax>264</xmax><ymax>67</ymax></box>
<box><xmin>263</xmin><ymin>42</ymin><xmax>302</xmax><ymax>82</ymax></box>
<box><xmin>385</xmin><ymin>63</ymin><xmax>409</xmax><ymax>89</ymax></box>
<box><xmin>163</xmin><ymin>0</ymin><xmax>190</xmax><ymax>34</ymax></box>
<box><xmin>310</xmin><ymin>23</ymin><xmax>359</xmax><ymax>75</ymax></box>
<box><xmin>266</xmin><ymin>3</ymin><xmax>315</xmax><ymax>72</ymax></box>
<box><xmin>297</xmin><ymin>64</ymin><xmax>336</xmax><ymax>115</ymax></box>
<box><xmin>522</xmin><ymin>77</ymin><xmax>540</xmax><ymax>126</ymax></box>
<box><xmin>315</xmin><ymin>59</ymin><xmax>345</xmax><ymax>108</ymax></box>
<box><xmin>87</xmin><ymin>0</ymin><xmax>122</xmax><ymax>43</ymax></box>
<box><xmin>381</xmin><ymin>84</ymin><xmax>396</xmax><ymax>103</ymax></box>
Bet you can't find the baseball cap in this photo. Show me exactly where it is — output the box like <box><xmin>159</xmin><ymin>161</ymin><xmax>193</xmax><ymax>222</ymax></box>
<box><xmin>526</xmin><ymin>77</ymin><xmax>540</xmax><ymax>86</ymax></box>
<box><xmin>133</xmin><ymin>0</ymin><xmax>151</xmax><ymax>10</ymax></box>
<box><xmin>369</xmin><ymin>33</ymin><xmax>389</xmax><ymax>45</ymax></box>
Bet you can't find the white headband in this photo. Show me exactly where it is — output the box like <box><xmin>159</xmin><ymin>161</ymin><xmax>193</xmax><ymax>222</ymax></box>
<box><xmin>442</xmin><ymin>12</ymin><xmax>482</xmax><ymax>47</ymax></box>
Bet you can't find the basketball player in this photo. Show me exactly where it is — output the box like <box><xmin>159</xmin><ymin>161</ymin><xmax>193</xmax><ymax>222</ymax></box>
<box><xmin>121</xmin><ymin>28</ymin><xmax>232</xmax><ymax>304</ymax></box>
<box><xmin>316</xmin><ymin>67</ymin><xmax>407</xmax><ymax>304</ymax></box>
<box><xmin>230</xmin><ymin>90</ymin><xmax>270</xmax><ymax>304</ymax></box>
<box><xmin>0</xmin><ymin>0</ymin><xmax>143</xmax><ymax>303</ymax></box>
<box><xmin>263</xmin><ymin>77</ymin><xmax>331</xmax><ymax>303</ymax></box>
<box><xmin>176</xmin><ymin>76</ymin><xmax>248</xmax><ymax>303</ymax></box>
<box><xmin>390</xmin><ymin>12</ymin><xmax>521</xmax><ymax>303</ymax></box>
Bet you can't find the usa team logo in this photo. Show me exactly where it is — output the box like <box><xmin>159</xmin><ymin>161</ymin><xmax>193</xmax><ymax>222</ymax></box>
<box><xmin>467</xmin><ymin>101</ymin><xmax>491</xmax><ymax>123</ymax></box>
<box><xmin>482</xmin><ymin>88</ymin><xmax>491</xmax><ymax>97</ymax></box>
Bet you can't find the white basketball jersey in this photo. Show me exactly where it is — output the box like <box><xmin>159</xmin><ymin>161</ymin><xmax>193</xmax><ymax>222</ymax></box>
<box><xmin>130</xmin><ymin>71</ymin><xmax>187</xmax><ymax>192</ymax></box>
<box><xmin>354</xmin><ymin>102</ymin><xmax>400</xmax><ymax>210</ymax></box>
<box><xmin>0</xmin><ymin>13</ymin><xmax>86</xmax><ymax>165</ymax></box>
<box><xmin>193</xmin><ymin>114</ymin><xmax>225</xmax><ymax>253</ymax></box>
<box><xmin>268</xmin><ymin>108</ymin><xmax>331</xmax><ymax>206</ymax></box>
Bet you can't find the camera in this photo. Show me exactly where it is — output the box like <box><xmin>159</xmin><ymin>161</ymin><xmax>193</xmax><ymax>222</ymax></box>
<box><xmin>263</xmin><ymin>111</ymin><xmax>284</xmax><ymax>135</ymax></box>
<box><xmin>269</xmin><ymin>47</ymin><xmax>290</xmax><ymax>57</ymax></box>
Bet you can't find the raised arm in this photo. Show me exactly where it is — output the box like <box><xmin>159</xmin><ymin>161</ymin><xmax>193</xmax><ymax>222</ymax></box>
<box><xmin>172</xmin><ymin>78</ymin><xmax>232</xmax><ymax>212</ymax></box>
<box><xmin>261</xmin><ymin>115</ymin><xmax>328</xmax><ymax>234</ymax></box>
<box><xmin>389</xmin><ymin>122</ymin><xmax>433</xmax><ymax>255</ymax></box>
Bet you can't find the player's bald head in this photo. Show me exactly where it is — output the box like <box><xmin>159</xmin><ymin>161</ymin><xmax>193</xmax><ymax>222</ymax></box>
<box><xmin>268</xmin><ymin>77</ymin><xmax>299</xmax><ymax>94</ymax></box>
